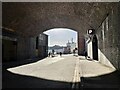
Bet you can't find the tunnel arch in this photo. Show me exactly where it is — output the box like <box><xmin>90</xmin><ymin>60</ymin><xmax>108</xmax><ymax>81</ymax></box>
<box><xmin>43</xmin><ymin>28</ymin><xmax>78</xmax><ymax>45</ymax></box>
<box><xmin>3</xmin><ymin>2</ymin><xmax>116</xmax><ymax>37</ymax></box>
<box><xmin>31</xmin><ymin>27</ymin><xmax>80</xmax><ymax>42</ymax></box>
<box><xmin>43</xmin><ymin>27</ymin><xmax>78</xmax><ymax>34</ymax></box>
<box><xmin>43</xmin><ymin>28</ymin><xmax>78</xmax><ymax>54</ymax></box>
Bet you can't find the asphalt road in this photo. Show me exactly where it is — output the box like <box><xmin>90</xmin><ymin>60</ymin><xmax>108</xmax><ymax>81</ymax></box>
<box><xmin>3</xmin><ymin>55</ymin><xmax>119</xmax><ymax>89</ymax></box>
<box><xmin>3</xmin><ymin>54</ymin><xmax>78</xmax><ymax>88</ymax></box>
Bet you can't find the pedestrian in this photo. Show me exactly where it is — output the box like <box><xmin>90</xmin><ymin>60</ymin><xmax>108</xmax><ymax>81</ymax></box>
<box><xmin>60</xmin><ymin>52</ymin><xmax>62</xmax><ymax>57</ymax></box>
<box><xmin>48</xmin><ymin>52</ymin><xmax>51</xmax><ymax>57</ymax></box>
<box><xmin>52</xmin><ymin>49</ymin><xmax>54</xmax><ymax>55</ymax></box>
<box><xmin>84</xmin><ymin>51</ymin><xmax>88</xmax><ymax>59</ymax></box>
<box><xmin>73</xmin><ymin>49</ymin><xmax>75</xmax><ymax>56</ymax></box>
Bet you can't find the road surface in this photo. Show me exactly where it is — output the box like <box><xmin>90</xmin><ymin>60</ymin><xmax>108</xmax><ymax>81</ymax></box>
<box><xmin>3</xmin><ymin>54</ymin><xmax>79</xmax><ymax>88</ymax></box>
<box><xmin>3</xmin><ymin>55</ymin><xmax>119</xmax><ymax>89</ymax></box>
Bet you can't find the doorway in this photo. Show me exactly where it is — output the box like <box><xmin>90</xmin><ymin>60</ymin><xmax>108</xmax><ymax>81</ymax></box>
<box><xmin>2</xmin><ymin>39</ymin><xmax>17</xmax><ymax>62</ymax></box>
<box><xmin>92</xmin><ymin>35</ymin><xmax>98</xmax><ymax>60</ymax></box>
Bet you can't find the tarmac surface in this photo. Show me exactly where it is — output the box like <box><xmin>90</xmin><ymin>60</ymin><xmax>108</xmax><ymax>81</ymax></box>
<box><xmin>2</xmin><ymin>54</ymin><xmax>120</xmax><ymax>89</ymax></box>
<box><xmin>3</xmin><ymin>54</ymin><xmax>77</xmax><ymax>88</ymax></box>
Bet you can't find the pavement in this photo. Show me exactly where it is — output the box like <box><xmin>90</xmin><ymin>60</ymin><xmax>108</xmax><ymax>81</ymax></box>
<box><xmin>2</xmin><ymin>54</ymin><xmax>120</xmax><ymax>89</ymax></box>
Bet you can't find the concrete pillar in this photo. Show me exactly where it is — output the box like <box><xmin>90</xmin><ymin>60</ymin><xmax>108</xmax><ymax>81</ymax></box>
<box><xmin>87</xmin><ymin>41</ymin><xmax>93</xmax><ymax>59</ymax></box>
<box><xmin>78</xmin><ymin>32</ymin><xmax>85</xmax><ymax>56</ymax></box>
<box><xmin>29</xmin><ymin>37</ymin><xmax>36</xmax><ymax>59</ymax></box>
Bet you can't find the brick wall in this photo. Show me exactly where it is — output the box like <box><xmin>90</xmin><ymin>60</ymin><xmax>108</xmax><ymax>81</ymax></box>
<box><xmin>96</xmin><ymin>5</ymin><xmax>120</xmax><ymax>70</ymax></box>
<box><xmin>78</xmin><ymin>33</ymin><xmax>85</xmax><ymax>55</ymax></box>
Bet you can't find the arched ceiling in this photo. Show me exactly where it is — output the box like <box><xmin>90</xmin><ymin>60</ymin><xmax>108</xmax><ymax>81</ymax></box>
<box><xmin>2</xmin><ymin>2</ymin><xmax>117</xmax><ymax>37</ymax></box>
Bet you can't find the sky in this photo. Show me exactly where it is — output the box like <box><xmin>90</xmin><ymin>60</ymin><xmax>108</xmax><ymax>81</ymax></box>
<box><xmin>43</xmin><ymin>28</ymin><xmax>78</xmax><ymax>47</ymax></box>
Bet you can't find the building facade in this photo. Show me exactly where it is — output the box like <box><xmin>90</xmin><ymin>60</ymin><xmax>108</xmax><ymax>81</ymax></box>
<box><xmin>65</xmin><ymin>39</ymin><xmax>77</xmax><ymax>54</ymax></box>
<box><xmin>36</xmin><ymin>34</ymin><xmax>48</xmax><ymax>59</ymax></box>
<box><xmin>2</xmin><ymin>28</ymin><xmax>48</xmax><ymax>62</ymax></box>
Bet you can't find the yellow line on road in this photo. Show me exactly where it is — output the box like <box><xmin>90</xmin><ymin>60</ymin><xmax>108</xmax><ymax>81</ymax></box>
<box><xmin>72</xmin><ymin>58</ymin><xmax>80</xmax><ymax>89</ymax></box>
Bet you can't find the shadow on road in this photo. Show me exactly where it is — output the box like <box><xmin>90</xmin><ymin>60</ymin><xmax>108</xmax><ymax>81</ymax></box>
<box><xmin>2</xmin><ymin>69</ymin><xmax>73</xmax><ymax>89</ymax></box>
<box><xmin>80</xmin><ymin>70</ymin><xmax>120</xmax><ymax>89</ymax></box>
<box><xmin>2</xmin><ymin>58</ymin><xmax>74</xmax><ymax>89</ymax></box>
<box><xmin>2</xmin><ymin>58</ymin><xmax>41</xmax><ymax>69</ymax></box>
<box><xmin>2</xmin><ymin>58</ymin><xmax>120</xmax><ymax>89</ymax></box>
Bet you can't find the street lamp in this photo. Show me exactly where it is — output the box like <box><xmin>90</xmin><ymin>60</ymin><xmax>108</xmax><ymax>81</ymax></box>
<box><xmin>87</xmin><ymin>29</ymin><xmax>95</xmax><ymax>35</ymax></box>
